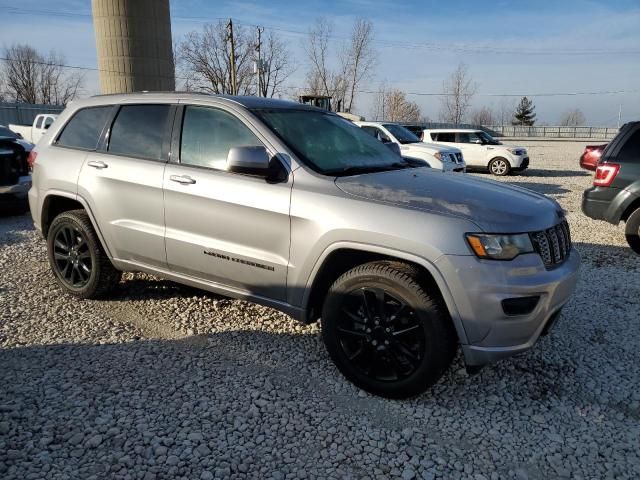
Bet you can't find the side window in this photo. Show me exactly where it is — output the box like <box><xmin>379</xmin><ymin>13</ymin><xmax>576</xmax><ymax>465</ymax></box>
<box><xmin>436</xmin><ymin>132</ymin><xmax>455</xmax><ymax>142</ymax></box>
<box><xmin>56</xmin><ymin>106</ymin><xmax>112</xmax><ymax>150</ymax></box>
<box><xmin>618</xmin><ymin>129</ymin><xmax>640</xmax><ymax>162</ymax></box>
<box><xmin>108</xmin><ymin>104</ymin><xmax>171</xmax><ymax>160</ymax></box>
<box><xmin>44</xmin><ymin>116</ymin><xmax>54</xmax><ymax>129</ymax></box>
<box><xmin>180</xmin><ymin>106</ymin><xmax>262</xmax><ymax>170</ymax></box>
<box><xmin>457</xmin><ymin>132</ymin><xmax>471</xmax><ymax>143</ymax></box>
<box><xmin>35</xmin><ymin>116</ymin><xmax>43</xmax><ymax>129</ymax></box>
<box><xmin>360</xmin><ymin>126</ymin><xmax>378</xmax><ymax>138</ymax></box>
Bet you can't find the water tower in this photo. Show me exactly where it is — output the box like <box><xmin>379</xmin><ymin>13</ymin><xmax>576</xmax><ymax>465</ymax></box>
<box><xmin>92</xmin><ymin>0</ymin><xmax>175</xmax><ymax>94</ymax></box>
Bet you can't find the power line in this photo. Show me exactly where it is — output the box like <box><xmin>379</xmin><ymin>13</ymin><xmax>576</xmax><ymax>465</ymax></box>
<box><xmin>1</xmin><ymin>56</ymin><xmax>639</xmax><ymax>98</ymax></box>
<box><xmin>3</xmin><ymin>5</ymin><xmax>640</xmax><ymax>56</ymax></box>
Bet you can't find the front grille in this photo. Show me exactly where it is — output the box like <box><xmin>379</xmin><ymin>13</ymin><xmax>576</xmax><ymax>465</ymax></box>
<box><xmin>455</xmin><ymin>152</ymin><xmax>463</xmax><ymax>164</ymax></box>
<box><xmin>530</xmin><ymin>221</ymin><xmax>572</xmax><ymax>269</ymax></box>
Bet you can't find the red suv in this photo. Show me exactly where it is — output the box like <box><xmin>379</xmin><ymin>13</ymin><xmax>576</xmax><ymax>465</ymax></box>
<box><xmin>579</xmin><ymin>144</ymin><xmax>607</xmax><ymax>171</ymax></box>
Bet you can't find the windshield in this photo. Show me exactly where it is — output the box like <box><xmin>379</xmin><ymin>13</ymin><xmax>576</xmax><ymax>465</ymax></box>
<box><xmin>383</xmin><ymin>124</ymin><xmax>421</xmax><ymax>144</ymax></box>
<box><xmin>252</xmin><ymin>109</ymin><xmax>409</xmax><ymax>175</ymax></box>
<box><xmin>476</xmin><ymin>131</ymin><xmax>501</xmax><ymax>145</ymax></box>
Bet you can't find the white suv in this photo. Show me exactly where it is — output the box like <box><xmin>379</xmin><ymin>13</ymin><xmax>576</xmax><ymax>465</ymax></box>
<box><xmin>417</xmin><ymin>128</ymin><xmax>528</xmax><ymax>176</ymax></box>
<box><xmin>355</xmin><ymin>122</ymin><xmax>465</xmax><ymax>173</ymax></box>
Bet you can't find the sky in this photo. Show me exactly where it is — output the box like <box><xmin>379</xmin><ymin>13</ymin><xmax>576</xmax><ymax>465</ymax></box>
<box><xmin>1</xmin><ymin>0</ymin><xmax>639</xmax><ymax>126</ymax></box>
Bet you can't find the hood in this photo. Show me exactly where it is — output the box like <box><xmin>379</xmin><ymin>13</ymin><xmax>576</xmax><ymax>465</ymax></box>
<box><xmin>335</xmin><ymin>168</ymin><xmax>563</xmax><ymax>233</ymax></box>
<box><xmin>401</xmin><ymin>142</ymin><xmax>458</xmax><ymax>154</ymax></box>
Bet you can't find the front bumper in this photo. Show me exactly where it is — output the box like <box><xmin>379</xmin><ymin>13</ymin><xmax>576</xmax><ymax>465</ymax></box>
<box><xmin>436</xmin><ymin>248</ymin><xmax>580</xmax><ymax>366</ymax></box>
<box><xmin>0</xmin><ymin>175</ymin><xmax>31</xmax><ymax>197</ymax></box>
<box><xmin>510</xmin><ymin>155</ymin><xmax>529</xmax><ymax>169</ymax></box>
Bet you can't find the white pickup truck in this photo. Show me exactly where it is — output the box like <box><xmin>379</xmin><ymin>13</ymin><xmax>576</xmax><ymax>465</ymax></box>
<box><xmin>10</xmin><ymin>113</ymin><xmax>58</xmax><ymax>144</ymax></box>
<box><xmin>355</xmin><ymin>121</ymin><xmax>466</xmax><ymax>172</ymax></box>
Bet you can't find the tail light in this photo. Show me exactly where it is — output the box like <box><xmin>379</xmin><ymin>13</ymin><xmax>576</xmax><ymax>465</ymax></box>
<box><xmin>593</xmin><ymin>163</ymin><xmax>619</xmax><ymax>187</ymax></box>
<box><xmin>27</xmin><ymin>151</ymin><xmax>37</xmax><ymax>171</ymax></box>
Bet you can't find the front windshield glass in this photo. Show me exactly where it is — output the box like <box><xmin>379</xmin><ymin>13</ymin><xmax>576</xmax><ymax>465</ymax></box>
<box><xmin>383</xmin><ymin>124</ymin><xmax>421</xmax><ymax>144</ymax></box>
<box><xmin>477</xmin><ymin>131</ymin><xmax>501</xmax><ymax>145</ymax></box>
<box><xmin>252</xmin><ymin>109</ymin><xmax>407</xmax><ymax>175</ymax></box>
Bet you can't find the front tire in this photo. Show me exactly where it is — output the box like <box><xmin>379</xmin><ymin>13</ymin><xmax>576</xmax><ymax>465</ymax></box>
<box><xmin>321</xmin><ymin>261</ymin><xmax>456</xmax><ymax>399</ymax></box>
<box><xmin>489</xmin><ymin>157</ymin><xmax>511</xmax><ymax>176</ymax></box>
<box><xmin>47</xmin><ymin>209</ymin><xmax>121</xmax><ymax>298</ymax></box>
<box><xmin>625</xmin><ymin>208</ymin><xmax>640</xmax><ymax>254</ymax></box>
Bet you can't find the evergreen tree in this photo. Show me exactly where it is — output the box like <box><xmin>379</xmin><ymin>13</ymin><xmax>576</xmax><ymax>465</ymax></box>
<box><xmin>512</xmin><ymin>97</ymin><xmax>536</xmax><ymax>126</ymax></box>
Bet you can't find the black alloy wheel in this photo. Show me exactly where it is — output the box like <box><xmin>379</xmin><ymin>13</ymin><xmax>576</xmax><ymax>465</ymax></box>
<box><xmin>52</xmin><ymin>225</ymin><xmax>93</xmax><ymax>288</ymax></box>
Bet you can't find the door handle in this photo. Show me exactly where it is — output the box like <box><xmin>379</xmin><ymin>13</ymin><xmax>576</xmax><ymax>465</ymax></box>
<box><xmin>87</xmin><ymin>160</ymin><xmax>108</xmax><ymax>169</ymax></box>
<box><xmin>169</xmin><ymin>174</ymin><xmax>196</xmax><ymax>185</ymax></box>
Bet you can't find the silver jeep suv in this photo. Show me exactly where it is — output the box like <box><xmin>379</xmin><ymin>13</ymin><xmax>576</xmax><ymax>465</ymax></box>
<box><xmin>29</xmin><ymin>93</ymin><xmax>580</xmax><ymax>398</ymax></box>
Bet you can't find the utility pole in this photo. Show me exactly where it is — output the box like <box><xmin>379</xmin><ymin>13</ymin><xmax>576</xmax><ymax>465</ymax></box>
<box><xmin>255</xmin><ymin>26</ymin><xmax>263</xmax><ymax>97</ymax></box>
<box><xmin>227</xmin><ymin>19</ymin><xmax>237</xmax><ymax>95</ymax></box>
<box><xmin>618</xmin><ymin>104</ymin><xmax>622</xmax><ymax>129</ymax></box>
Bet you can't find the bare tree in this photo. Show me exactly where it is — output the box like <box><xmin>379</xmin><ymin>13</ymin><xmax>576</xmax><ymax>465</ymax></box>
<box><xmin>258</xmin><ymin>31</ymin><xmax>297</xmax><ymax>98</ymax></box>
<box><xmin>371</xmin><ymin>85</ymin><xmax>421</xmax><ymax>122</ymax></box>
<box><xmin>304</xmin><ymin>17</ymin><xmax>376</xmax><ymax>112</ymax></box>
<box><xmin>343</xmin><ymin>19</ymin><xmax>376</xmax><ymax>112</ymax></box>
<box><xmin>470</xmin><ymin>106</ymin><xmax>496</xmax><ymax>126</ymax></box>
<box><xmin>559</xmin><ymin>108</ymin><xmax>586</xmax><ymax>126</ymax></box>
<box><xmin>1</xmin><ymin>44</ymin><xmax>82</xmax><ymax>104</ymax></box>
<box><xmin>439</xmin><ymin>63</ymin><xmax>477</xmax><ymax>124</ymax></box>
<box><xmin>497</xmin><ymin>98</ymin><xmax>517</xmax><ymax>125</ymax></box>
<box><xmin>179</xmin><ymin>22</ymin><xmax>255</xmax><ymax>95</ymax></box>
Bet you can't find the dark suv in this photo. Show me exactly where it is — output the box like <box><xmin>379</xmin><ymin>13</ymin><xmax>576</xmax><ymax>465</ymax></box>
<box><xmin>582</xmin><ymin>121</ymin><xmax>640</xmax><ymax>253</ymax></box>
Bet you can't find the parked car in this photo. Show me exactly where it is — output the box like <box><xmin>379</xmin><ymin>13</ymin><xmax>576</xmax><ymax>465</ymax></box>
<box><xmin>1</xmin><ymin>124</ymin><xmax>36</xmax><ymax>151</ymax></box>
<box><xmin>355</xmin><ymin>121</ymin><xmax>465</xmax><ymax>172</ymax></box>
<box><xmin>579</xmin><ymin>143</ymin><xmax>607</xmax><ymax>171</ymax></box>
<box><xmin>0</xmin><ymin>135</ymin><xmax>32</xmax><ymax>212</ymax></box>
<box><xmin>582</xmin><ymin>122</ymin><xmax>640</xmax><ymax>253</ymax></box>
<box><xmin>9</xmin><ymin>113</ymin><xmax>58</xmax><ymax>144</ymax></box>
<box><xmin>413</xmin><ymin>128</ymin><xmax>529</xmax><ymax>176</ymax></box>
<box><xmin>29</xmin><ymin>93</ymin><xmax>579</xmax><ymax>398</ymax></box>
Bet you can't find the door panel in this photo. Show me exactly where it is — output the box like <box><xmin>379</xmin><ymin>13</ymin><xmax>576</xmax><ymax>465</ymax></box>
<box><xmin>78</xmin><ymin>153</ymin><xmax>167</xmax><ymax>268</ymax></box>
<box><xmin>455</xmin><ymin>133</ymin><xmax>487</xmax><ymax>167</ymax></box>
<box><xmin>163</xmin><ymin>165</ymin><xmax>291</xmax><ymax>300</ymax></box>
<box><xmin>163</xmin><ymin>104</ymin><xmax>291</xmax><ymax>301</ymax></box>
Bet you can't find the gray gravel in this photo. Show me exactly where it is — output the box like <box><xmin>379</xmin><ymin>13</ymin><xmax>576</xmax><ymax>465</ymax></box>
<box><xmin>1</xmin><ymin>140</ymin><xmax>639</xmax><ymax>479</ymax></box>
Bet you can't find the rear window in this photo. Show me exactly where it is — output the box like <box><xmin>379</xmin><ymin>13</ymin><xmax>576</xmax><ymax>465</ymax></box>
<box><xmin>617</xmin><ymin>129</ymin><xmax>640</xmax><ymax>163</ymax></box>
<box><xmin>57</xmin><ymin>106</ymin><xmax>112</xmax><ymax>150</ymax></box>
<box><xmin>108</xmin><ymin>105</ymin><xmax>171</xmax><ymax>160</ymax></box>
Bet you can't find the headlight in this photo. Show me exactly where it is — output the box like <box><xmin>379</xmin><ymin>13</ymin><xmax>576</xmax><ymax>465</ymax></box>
<box><xmin>466</xmin><ymin>233</ymin><xmax>534</xmax><ymax>260</ymax></box>
<box><xmin>507</xmin><ymin>148</ymin><xmax>526</xmax><ymax>155</ymax></box>
<box><xmin>434</xmin><ymin>152</ymin><xmax>442</xmax><ymax>161</ymax></box>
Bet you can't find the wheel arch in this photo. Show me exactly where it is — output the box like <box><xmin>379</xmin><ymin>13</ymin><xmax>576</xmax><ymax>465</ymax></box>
<box><xmin>41</xmin><ymin>192</ymin><xmax>113</xmax><ymax>258</ymax></box>
<box><xmin>301</xmin><ymin>242</ymin><xmax>468</xmax><ymax>344</ymax></box>
<box><xmin>621</xmin><ymin>196</ymin><xmax>640</xmax><ymax>222</ymax></box>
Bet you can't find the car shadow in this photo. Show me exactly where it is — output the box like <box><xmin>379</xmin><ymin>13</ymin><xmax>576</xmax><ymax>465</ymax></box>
<box><xmin>522</xmin><ymin>168</ymin><xmax>591</xmax><ymax>178</ymax></box>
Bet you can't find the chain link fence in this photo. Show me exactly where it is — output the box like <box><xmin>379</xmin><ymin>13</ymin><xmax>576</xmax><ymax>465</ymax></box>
<box><xmin>486</xmin><ymin>125</ymin><xmax>619</xmax><ymax>139</ymax></box>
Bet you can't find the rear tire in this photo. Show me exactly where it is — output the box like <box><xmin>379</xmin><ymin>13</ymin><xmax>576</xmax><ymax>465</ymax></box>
<box><xmin>489</xmin><ymin>157</ymin><xmax>511</xmax><ymax>176</ymax></box>
<box><xmin>321</xmin><ymin>261</ymin><xmax>456</xmax><ymax>399</ymax></box>
<box><xmin>47</xmin><ymin>209</ymin><xmax>121</xmax><ymax>298</ymax></box>
<box><xmin>625</xmin><ymin>208</ymin><xmax>640</xmax><ymax>254</ymax></box>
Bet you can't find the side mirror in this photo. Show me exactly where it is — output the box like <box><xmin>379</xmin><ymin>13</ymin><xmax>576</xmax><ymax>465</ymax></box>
<box><xmin>226</xmin><ymin>146</ymin><xmax>270</xmax><ymax>176</ymax></box>
<box><xmin>471</xmin><ymin>138</ymin><xmax>482</xmax><ymax>144</ymax></box>
<box><xmin>385</xmin><ymin>142</ymin><xmax>401</xmax><ymax>156</ymax></box>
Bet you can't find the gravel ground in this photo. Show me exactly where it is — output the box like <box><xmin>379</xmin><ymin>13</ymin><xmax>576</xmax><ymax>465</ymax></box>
<box><xmin>1</xmin><ymin>140</ymin><xmax>639</xmax><ymax>480</ymax></box>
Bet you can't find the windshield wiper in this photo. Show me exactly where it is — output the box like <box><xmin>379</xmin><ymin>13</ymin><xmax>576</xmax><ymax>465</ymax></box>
<box><xmin>326</xmin><ymin>161</ymin><xmax>411</xmax><ymax>177</ymax></box>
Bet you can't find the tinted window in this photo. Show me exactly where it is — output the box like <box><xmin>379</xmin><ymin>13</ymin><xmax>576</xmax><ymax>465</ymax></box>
<box><xmin>360</xmin><ymin>126</ymin><xmax>390</xmax><ymax>143</ymax></box>
<box><xmin>435</xmin><ymin>132</ymin><xmax>455</xmax><ymax>142</ymax></box>
<box><xmin>57</xmin><ymin>106</ymin><xmax>112</xmax><ymax>150</ymax></box>
<box><xmin>618</xmin><ymin>129</ymin><xmax>640</xmax><ymax>162</ymax></box>
<box><xmin>35</xmin><ymin>117</ymin><xmax>43</xmax><ymax>129</ymax></box>
<box><xmin>44</xmin><ymin>116</ymin><xmax>55</xmax><ymax>129</ymax></box>
<box><xmin>180</xmin><ymin>106</ymin><xmax>262</xmax><ymax>170</ymax></box>
<box><xmin>108</xmin><ymin>105</ymin><xmax>170</xmax><ymax>160</ymax></box>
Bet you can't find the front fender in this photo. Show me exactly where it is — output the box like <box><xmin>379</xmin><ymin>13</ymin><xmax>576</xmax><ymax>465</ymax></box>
<box><xmin>300</xmin><ymin>241</ymin><xmax>468</xmax><ymax>344</ymax></box>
